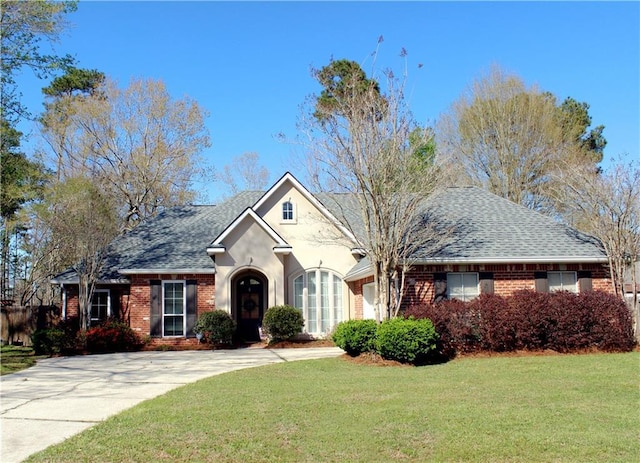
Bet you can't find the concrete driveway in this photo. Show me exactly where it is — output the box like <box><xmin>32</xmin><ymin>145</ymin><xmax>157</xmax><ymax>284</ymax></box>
<box><xmin>1</xmin><ymin>346</ymin><xmax>342</xmax><ymax>463</ymax></box>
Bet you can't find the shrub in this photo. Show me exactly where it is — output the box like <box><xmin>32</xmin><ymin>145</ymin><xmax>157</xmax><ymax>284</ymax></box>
<box><xmin>85</xmin><ymin>320</ymin><xmax>142</xmax><ymax>353</ymax></box>
<box><xmin>509</xmin><ymin>290</ymin><xmax>553</xmax><ymax>350</ymax></box>
<box><xmin>32</xmin><ymin>316</ymin><xmax>81</xmax><ymax>355</ymax></box>
<box><xmin>375</xmin><ymin>317</ymin><xmax>438</xmax><ymax>364</ymax></box>
<box><xmin>332</xmin><ymin>319</ymin><xmax>378</xmax><ymax>356</ymax></box>
<box><xmin>193</xmin><ymin>310</ymin><xmax>236</xmax><ymax>345</ymax></box>
<box><xmin>581</xmin><ymin>290</ymin><xmax>635</xmax><ymax>351</ymax></box>
<box><xmin>32</xmin><ymin>328</ymin><xmax>67</xmax><ymax>355</ymax></box>
<box><xmin>471</xmin><ymin>293</ymin><xmax>516</xmax><ymax>352</ymax></box>
<box><xmin>262</xmin><ymin>305</ymin><xmax>304</xmax><ymax>343</ymax></box>
<box><xmin>406</xmin><ymin>299</ymin><xmax>480</xmax><ymax>358</ymax></box>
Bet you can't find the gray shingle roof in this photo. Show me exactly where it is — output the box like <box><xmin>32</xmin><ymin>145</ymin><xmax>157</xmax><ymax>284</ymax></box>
<box><xmin>52</xmin><ymin>185</ymin><xmax>605</xmax><ymax>284</ymax></box>
<box><xmin>417</xmin><ymin>187</ymin><xmax>605</xmax><ymax>262</ymax></box>
<box><xmin>52</xmin><ymin>192</ymin><xmax>263</xmax><ymax>283</ymax></box>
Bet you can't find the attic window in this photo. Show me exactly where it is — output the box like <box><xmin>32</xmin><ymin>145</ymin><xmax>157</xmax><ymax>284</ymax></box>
<box><xmin>282</xmin><ymin>201</ymin><xmax>294</xmax><ymax>221</ymax></box>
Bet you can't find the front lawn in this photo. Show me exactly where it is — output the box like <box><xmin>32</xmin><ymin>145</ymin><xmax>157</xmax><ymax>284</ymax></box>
<box><xmin>0</xmin><ymin>345</ymin><xmax>40</xmax><ymax>375</ymax></box>
<box><xmin>27</xmin><ymin>352</ymin><xmax>639</xmax><ymax>462</ymax></box>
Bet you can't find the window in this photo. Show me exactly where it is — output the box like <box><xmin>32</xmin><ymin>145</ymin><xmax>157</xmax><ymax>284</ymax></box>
<box><xmin>293</xmin><ymin>270</ymin><xmax>344</xmax><ymax>334</ymax></box>
<box><xmin>548</xmin><ymin>271</ymin><xmax>577</xmax><ymax>293</ymax></box>
<box><xmin>163</xmin><ymin>281</ymin><xmax>186</xmax><ymax>336</ymax></box>
<box><xmin>447</xmin><ymin>273</ymin><xmax>479</xmax><ymax>301</ymax></box>
<box><xmin>90</xmin><ymin>290</ymin><xmax>110</xmax><ymax>326</ymax></box>
<box><xmin>282</xmin><ymin>201</ymin><xmax>294</xmax><ymax>221</ymax></box>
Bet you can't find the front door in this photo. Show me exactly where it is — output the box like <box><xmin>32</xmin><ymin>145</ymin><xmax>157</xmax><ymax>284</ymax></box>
<box><xmin>235</xmin><ymin>274</ymin><xmax>265</xmax><ymax>341</ymax></box>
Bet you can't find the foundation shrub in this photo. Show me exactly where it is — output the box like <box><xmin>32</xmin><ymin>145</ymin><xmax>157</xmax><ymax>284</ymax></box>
<box><xmin>262</xmin><ymin>305</ymin><xmax>304</xmax><ymax>343</ymax></box>
<box><xmin>472</xmin><ymin>293</ymin><xmax>516</xmax><ymax>352</ymax></box>
<box><xmin>405</xmin><ymin>299</ymin><xmax>480</xmax><ymax>358</ymax></box>
<box><xmin>375</xmin><ymin>317</ymin><xmax>438</xmax><ymax>364</ymax></box>
<box><xmin>332</xmin><ymin>319</ymin><xmax>377</xmax><ymax>356</ymax></box>
<box><xmin>546</xmin><ymin>291</ymin><xmax>589</xmax><ymax>352</ymax></box>
<box><xmin>508</xmin><ymin>290</ymin><xmax>553</xmax><ymax>350</ymax></box>
<box><xmin>578</xmin><ymin>291</ymin><xmax>635</xmax><ymax>351</ymax></box>
<box><xmin>193</xmin><ymin>310</ymin><xmax>236</xmax><ymax>345</ymax></box>
<box><xmin>544</xmin><ymin>290</ymin><xmax>635</xmax><ymax>352</ymax></box>
<box><xmin>85</xmin><ymin>320</ymin><xmax>142</xmax><ymax>353</ymax></box>
<box><xmin>404</xmin><ymin>290</ymin><xmax>635</xmax><ymax>356</ymax></box>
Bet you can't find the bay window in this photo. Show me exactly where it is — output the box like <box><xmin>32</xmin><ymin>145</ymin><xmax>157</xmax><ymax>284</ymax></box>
<box><xmin>293</xmin><ymin>270</ymin><xmax>344</xmax><ymax>334</ymax></box>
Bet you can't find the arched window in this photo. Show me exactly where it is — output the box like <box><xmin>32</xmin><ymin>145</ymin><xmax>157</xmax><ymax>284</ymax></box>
<box><xmin>293</xmin><ymin>270</ymin><xmax>344</xmax><ymax>334</ymax></box>
<box><xmin>282</xmin><ymin>201</ymin><xmax>294</xmax><ymax>221</ymax></box>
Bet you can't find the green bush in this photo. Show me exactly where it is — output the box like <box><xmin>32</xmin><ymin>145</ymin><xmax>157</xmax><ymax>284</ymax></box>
<box><xmin>193</xmin><ymin>310</ymin><xmax>236</xmax><ymax>345</ymax></box>
<box><xmin>32</xmin><ymin>328</ymin><xmax>67</xmax><ymax>355</ymax></box>
<box><xmin>85</xmin><ymin>320</ymin><xmax>142</xmax><ymax>353</ymax></box>
<box><xmin>332</xmin><ymin>319</ymin><xmax>378</xmax><ymax>356</ymax></box>
<box><xmin>376</xmin><ymin>317</ymin><xmax>438</xmax><ymax>364</ymax></box>
<box><xmin>262</xmin><ymin>305</ymin><xmax>304</xmax><ymax>343</ymax></box>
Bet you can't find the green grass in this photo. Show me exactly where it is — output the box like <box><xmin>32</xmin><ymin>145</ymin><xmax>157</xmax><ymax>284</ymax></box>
<box><xmin>27</xmin><ymin>352</ymin><xmax>639</xmax><ymax>462</ymax></box>
<box><xmin>0</xmin><ymin>345</ymin><xmax>41</xmax><ymax>375</ymax></box>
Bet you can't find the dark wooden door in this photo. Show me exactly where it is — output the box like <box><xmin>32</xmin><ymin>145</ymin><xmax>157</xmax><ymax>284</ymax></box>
<box><xmin>236</xmin><ymin>275</ymin><xmax>264</xmax><ymax>341</ymax></box>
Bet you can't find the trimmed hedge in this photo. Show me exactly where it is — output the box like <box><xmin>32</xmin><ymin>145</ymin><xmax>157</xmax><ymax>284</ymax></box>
<box><xmin>375</xmin><ymin>317</ymin><xmax>438</xmax><ymax>364</ymax></box>
<box><xmin>332</xmin><ymin>319</ymin><xmax>378</xmax><ymax>356</ymax></box>
<box><xmin>262</xmin><ymin>305</ymin><xmax>304</xmax><ymax>343</ymax></box>
<box><xmin>404</xmin><ymin>290</ymin><xmax>635</xmax><ymax>358</ymax></box>
<box><xmin>193</xmin><ymin>310</ymin><xmax>236</xmax><ymax>345</ymax></box>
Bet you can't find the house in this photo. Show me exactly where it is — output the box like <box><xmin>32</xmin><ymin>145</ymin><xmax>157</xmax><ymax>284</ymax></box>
<box><xmin>52</xmin><ymin>172</ymin><xmax>612</xmax><ymax>345</ymax></box>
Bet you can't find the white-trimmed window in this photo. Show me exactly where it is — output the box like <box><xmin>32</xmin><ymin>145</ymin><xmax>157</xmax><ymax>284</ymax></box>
<box><xmin>293</xmin><ymin>270</ymin><xmax>344</xmax><ymax>334</ymax></box>
<box><xmin>447</xmin><ymin>273</ymin><xmax>479</xmax><ymax>301</ymax></box>
<box><xmin>90</xmin><ymin>290</ymin><xmax>110</xmax><ymax>326</ymax></box>
<box><xmin>163</xmin><ymin>281</ymin><xmax>186</xmax><ymax>336</ymax></box>
<box><xmin>282</xmin><ymin>201</ymin><xmax>294</xmax><ymax>221</ymax></box>
<box><xmin>548</xmin><ymin>271</ymin><xmax>577</xmax><ymax>293</ymax></box>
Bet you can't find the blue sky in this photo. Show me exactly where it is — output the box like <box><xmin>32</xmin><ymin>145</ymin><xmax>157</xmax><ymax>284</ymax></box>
<box><xmin>17</xmin><ymin>1</ymin><xmax>640</xmax><ymax>202</ymax></box>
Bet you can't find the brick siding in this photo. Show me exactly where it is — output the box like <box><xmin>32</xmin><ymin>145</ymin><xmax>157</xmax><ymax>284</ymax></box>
<box><xmin>352</xmin><ymin>263</ymin><xmax>613</xmax><ymax>315</ymax></box>
<box><xmin>64</xmin><ymin>274</ymin><xmax>216</xmax><ymax>345</ymax></box>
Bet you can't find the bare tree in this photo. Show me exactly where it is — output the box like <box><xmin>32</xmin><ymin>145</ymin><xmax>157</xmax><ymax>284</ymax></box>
<box><xmin>40</xmin><ymin>77</ymin><xmax>211</xmax><ymax>230</ymax></box>
<box><xmin>218</xmin><ymin>152</ymin><xmax>270</xmax><ymax>196</ymax></box>
<box><xmin>298</xmin><ymin>57</ymin><xmax>441</xmax><ymax>321</ymax></box>
<box><xmin>436</xmin><ymin>65</ymin><xmax>602</xmax><ymax>211</ymax></box>
<box><xmin>37</xmin><ymin>176</ymin><xmax>119</xmax><ymax>330</ymax></box>
<box><xmin>552</xmin><ymin>159</ymin><xmax>640</xmax><ymax>330</ymax></box>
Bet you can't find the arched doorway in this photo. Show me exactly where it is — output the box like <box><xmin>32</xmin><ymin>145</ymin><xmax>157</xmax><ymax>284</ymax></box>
<box><xmin>233</xmin><ymin>272</ymin><xmax>266</xmax><ymax>341</ymax></box>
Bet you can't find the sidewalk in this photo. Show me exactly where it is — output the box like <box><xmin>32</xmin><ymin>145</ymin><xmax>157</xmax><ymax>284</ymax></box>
<box><xmin>1</xmin><ymin>347</ymin><xmax>342</xmax><ymax>463</ymax></box>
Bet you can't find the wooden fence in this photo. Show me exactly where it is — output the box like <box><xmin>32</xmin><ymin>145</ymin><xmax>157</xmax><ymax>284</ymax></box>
<box><xmin>0</xmin><ymin>305</ymin><xmax>61</xmax><ymax>346</ymax></box>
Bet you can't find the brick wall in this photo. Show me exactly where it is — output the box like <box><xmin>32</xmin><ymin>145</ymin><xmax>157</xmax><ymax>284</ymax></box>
<box><xmin>128</xmin><ymin>274</ymin><xmax>216</xmax><ymax>338</ymax></box>
<box><xmin>351</xmin><ymin>263</ymin><xmax>613</xmax><ymax>316</ymax></box>
<box><xmin>63</xmin><ymin>274</ymin><xmax>217</xmax><ymax>344</ymax></box>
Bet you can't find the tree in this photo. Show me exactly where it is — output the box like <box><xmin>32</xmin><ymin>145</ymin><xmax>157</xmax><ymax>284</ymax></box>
<box><xmin>40</xmin><ymin>67</ymin><xmax>106</xmax><ymax>179</ymax></box>
<box><xmin>299</xmin><ymin>57</ymin><xmax>441</xmax><ymax>321</ymax></box>
<box><xmin>0</xmin><ymin>119</ymin><xmax>48</xmax><ymax>301</ymax></box>
<box><xmin>218</xmin><ymin>152</ymin><xmax>270</xmax><ymax>196</ymax></box>
<box><xmin>552</xmin><ymin>160</ymin><xmax>639</xmax><ymax>319</ymax></box>
<box><xmin>40</xmin><ymin>77</ymin><xmax>211</xmax><ymax>230</ymax></box>
<box><xmin>552</xmin><ymin>95</ymin><xmax>606</xmax><ymax>163</ymax></box>
<box><xmin>38</xmin><ymin>176</ymin><xmax>119</xmax><ymax>330</ymax></box>
<box><xmin>437</xmin><ymin>65</ymin><xmax>605</xmax><ymax>210</ymax></box>
<box><xmin>0</xmin><ymin>0</ymin><xmax>76</xmax><ymax>121</ymax></box>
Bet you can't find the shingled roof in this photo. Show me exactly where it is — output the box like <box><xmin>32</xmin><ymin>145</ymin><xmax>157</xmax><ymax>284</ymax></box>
<box><xmin>52</xmin><ymin>184</ymin><xmax>606</xmax><ymax>284</ymax></box>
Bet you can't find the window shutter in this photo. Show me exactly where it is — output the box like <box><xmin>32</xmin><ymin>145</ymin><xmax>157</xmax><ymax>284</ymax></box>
<box><xmin>479</xmin><ymin>272</ymin><xmax>494</xmax><ymax>295</ymax></box>
<box><xmin>111</xmin><ymin>289</ymin><xmax>120</xmax><ymax>320</ymax></box>
<box><xmin>186</xmin><ymin>280</ymin><xmax>198</xmax><ymax>338</ymax></box>
<box><xmin>577</xmin><ymin>271</ymin><xmax>592</xmax><ymax>292</ymax></box>
<box><xmin>534</xmin><ymin>272</ymin><xmax>548</xmax><ymax>293</ymax></box>
<box><xmin>150</xmin><ymin>280</ymin><xmax>162</xmax><ymax>336</ymax></box>
<box><xmin>433</xmin><ymin>273</ymin><xmax>447</xmax><ymax>302</ymax></box>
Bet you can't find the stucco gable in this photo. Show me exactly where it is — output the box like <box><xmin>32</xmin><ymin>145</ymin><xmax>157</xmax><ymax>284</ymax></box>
<box><xmin>207</xmin><ymin>208</ymin><xmax>291</xmax><ymax>254</ymax></box>
<box><xmin>252</xmin><ymin>172</ymin><xmax>360</xmax><ymax>247</ymax></box>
